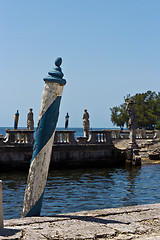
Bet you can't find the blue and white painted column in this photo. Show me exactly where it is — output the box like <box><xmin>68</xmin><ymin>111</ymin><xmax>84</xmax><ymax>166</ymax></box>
<box><xmin>21</xmin><ymin>57</ymin><xmax>66</xmax><ymax>217</ymax></box>
<box><xmin>65</xmin><ymin>112</ymin><xmax>69</xmax><ymax>130</ymax></box>
<box><xmin>14</xmin><ymin>110</ymin><xmax>19</xmax><ymax>129</ymax></box>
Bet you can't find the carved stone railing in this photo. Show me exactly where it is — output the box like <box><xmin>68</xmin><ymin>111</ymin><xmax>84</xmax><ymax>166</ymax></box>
<box><xmin>120</xmin><ymin>130</ymin><xmax>129</xmax><ymax>139</ymax></box>
<box><xmin>54</xmin><ymin>130</ymin><xmax>77</xmax><ymax>144</ymax></box>
<box><xmin>112</xmin><ymin>130</ymin><xmax>121</xmax><ymax>139</ymax></box>
<box><xmin>3</xmin><ymin>129</ymin><xmax>34</xmax><ymax>144</ymax></box>
<box><xmin>0</xmin><ymin>135</ymin><xmax>3</xmax><ymax>145</ymax></box>
<box><xmin>111</xmin><ymin>129</ymin><xmax>160</xmax><ymax>139</ymax></box>
<box><xmin>136</xmin><ymin>129</ymin><xmax>146</xmax><ymax>138</ymax></box>
<box><xmin>2</xmin><ymin>128</ymin><xmax>160</xmax><ymax>146</ymax></box>
<box><xmin>88</xmin><ymin>130</ymin><xmax>112</xmax><ymax>144</ymax></box>
<box><xmin>154</xmin><ymin>130</ymin><xmax>160</xmax><ymax>138</ymax></box>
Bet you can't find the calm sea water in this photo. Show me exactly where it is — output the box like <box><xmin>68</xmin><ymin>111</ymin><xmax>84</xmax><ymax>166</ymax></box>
<box><xmin>1</xmin><ymin>165</ymin><xmax>160</xmax><ymax>220</ymax></box>
<box><xmin>0</xmin><ymin>127</ymin><xmax>160</xmax><ymax>220</ymax></box>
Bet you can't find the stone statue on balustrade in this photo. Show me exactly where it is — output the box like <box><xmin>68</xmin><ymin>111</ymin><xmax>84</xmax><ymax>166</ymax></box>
<box><xmin>126</xmin><ymin>100</ymin><xmax>137</xmax><ymax>148</ymax></box>
<box><xmin>27</xmin><ymin>108</ymin><xmax>34</xmax><ymax>130</ymax></box>
<box><xmin>82</xmin><ymin>109</ymin><xmax>90</xmax><ymax>139</ymax></box>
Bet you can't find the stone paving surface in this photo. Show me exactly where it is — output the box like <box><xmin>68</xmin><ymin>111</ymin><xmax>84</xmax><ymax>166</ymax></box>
<box><xmin>114</xmin><ymin>139</ymin><xmax>160</xmax><ymax>164</ymax></box>
<box><xmin>0</xmin><ymin>203</ymin><xmax>160</xmax><ymax>239</ymax></box>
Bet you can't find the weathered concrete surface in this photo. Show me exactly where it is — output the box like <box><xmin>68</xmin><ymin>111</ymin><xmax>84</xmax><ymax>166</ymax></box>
<box><xmin>0</xmin><ymin>143</ymin><xmax>125</xmax><ymax>171</ymax></box>
<box><xmin>1</xmin><ymin>203</ymin><xmax>160</xmax><ymax>239</ymax></box>
<box><xmin>51</xmin><ymin>144</ymin><xmax>125</xmax><ymax>169</ymax></box>
<box><xmin>113</xmin><ymin>139</ymin><xmax>160</xmax><ymax>165</ymax></box>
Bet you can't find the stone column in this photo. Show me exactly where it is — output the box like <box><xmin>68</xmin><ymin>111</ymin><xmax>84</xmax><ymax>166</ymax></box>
<box><xmin>88</xmin><ymin>131</ymin><xmax>98</xmax><ymax>143</ymax></box>
<box><xmin>126</xmin><ymin>100</ymin><xmax>141</xmax><ymax>165</ymax></box>
<box><xmin>126</xmin><ymin>100</ymin><xmax>138</xmax><ymax>148</ymax></box>
<box><xmin>65</xmin><ymin>112</ymin><xmax>69</xmax><ymax>130</ymax></box>
<box><xmin>22</xmin><ymin>57</ymin><xmax>66</xmax><ymax>217</ymax></box>
<box><xmin>103</xmin><ymin>130</ymin><xmax>112</xmax><ymax>144</ymax></box>
<box><xmin>14</xmin><ymin>110</ymin><xmax>19</xmax><ymax>129</ymax></box>
<box><xmin>68</xmin><ymin>131</ymin><xmax>77</xmax><ymax>144</ymax></box>
<box><xmin>0</xmin><ymin>180</ymin><xmax>3</xmax><ymax>229</ymax></box>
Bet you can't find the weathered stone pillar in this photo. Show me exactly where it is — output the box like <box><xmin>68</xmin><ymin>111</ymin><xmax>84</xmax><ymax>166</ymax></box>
<box><xmin>103</xmin><ymin>130</ymin><xmax>112</xmax><ymax>144</ymax></box>
<box><xmin>126</xmin><ymin>100</ymin><xmax>138</xmax><ymax>148</ymax></box>
<box><xmin>27</xmin><ymin>130</ymin><xmax>34</xmax><ymax>144</ymax></box>
<box><xmin>112</xmin><ymin>130</ymin><xmax>121</xmax><ymax>139</ymax></box>
<box><xmin>0</xmin><ymin>180</ymin><xmax>3</xmax><ymax>229</ymax></box>
<box><xmin>68</xmin><ymin>131</ymin><xmax>77</xmax><ymax>144</ymax></box>
<box><xmin>22</xmin><ymin>57</ymin><xmax>66</xmax><ymax>217</ymax></box>
<box><xmin>88</xmin><ymin>131</ymin><xmax>98</xmax><ymax>143</ymax></box>
<box><xmin>126</xmin><ymin>99</ymin><xmax>141</xmax><ymax>165</ymax></box>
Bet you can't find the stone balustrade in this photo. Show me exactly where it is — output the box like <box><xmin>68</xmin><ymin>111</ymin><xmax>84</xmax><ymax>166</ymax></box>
<box><xmin>0</xmin><ymin>135</ymin><xmax>3</xmax><ymax>145</ymax></box>
<box><xmin>54</xmin><ymin>130</ymin><xmax>77</xmax><ymax>144</ymax></box>
<box><xmin>88</xmin><ymin>130</ymin><xmax>112</xmax><ymax>144</ymax></box>
<box><xmin>136</xmin><ymin>129</ymin><xmax>146</xmax><ymax>138</ymax></box>
<box><xmin>2</xmin><ymin>129</ymin><xmax>160</xmax><ymax>145</ymax></box>
<box><xmin>3</xmin><ymin>129</ymin><xmax>34</xmax><ymax>144</ymax></box>
<box><xmin>112</xmin><ymin>129</ymin><xmax>121</xmax><ymax>139</ymax></box>
<box><xmin>120</xmin><ymin>130</ymin><xmax>130</xmax><ymax>139</ymax></box>
<box><xmin>112</xmin><ymin>129</ymin><xmax>160</xmax><ymax>140</ymax></box>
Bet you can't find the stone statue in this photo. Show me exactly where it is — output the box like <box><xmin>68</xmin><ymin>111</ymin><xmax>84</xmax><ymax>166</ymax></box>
<box><xmin>83</xmin><ymin>109</ymin><xmax>90</xmax><ymax>139</ymax></box>
<box><xmin>27</xmin><ymin>108</ymin><xmax>34</xmax><ymax>130</ymax></box>
<box><xmin>126</xmin><ymin>100</ymin><xmax>137</xmax><ymax>147</ymax></box>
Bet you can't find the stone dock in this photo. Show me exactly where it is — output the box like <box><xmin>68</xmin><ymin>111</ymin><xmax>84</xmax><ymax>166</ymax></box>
<box><xmin>0</xmin><ymin>203</ymin><xmax>160</xmax><ymax>239</ymax></box>
<box><xmin>1</xmin><ymin>129</ymin><xmax>160</xmax><ymax>171</ymax></box>
<box><xmin>0</xmin><ymin>130</ymin><xmax>126</xmax><ymax>171</ymax></box>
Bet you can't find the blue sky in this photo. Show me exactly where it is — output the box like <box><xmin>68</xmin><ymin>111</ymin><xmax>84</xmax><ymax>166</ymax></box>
<box><xmin>0</xmin><ymin>0</ymin><xmax>160</xmax><ymax>128</ymax></box>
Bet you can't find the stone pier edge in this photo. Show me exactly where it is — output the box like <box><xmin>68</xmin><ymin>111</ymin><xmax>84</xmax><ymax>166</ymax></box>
<box><xmin>1</xmin><ymin>203</ymin><xmax>160</xmax><ymax>239</ymax></box>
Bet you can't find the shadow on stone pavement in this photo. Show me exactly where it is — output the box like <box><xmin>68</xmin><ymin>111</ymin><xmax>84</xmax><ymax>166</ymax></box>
<box><xmin>46</xmin><ymin>214</ymin><xmax>128</xmax><ymax>225</ymax></box>
<box><xmin>0</xmin><ymin>228</ymin><xmax>20</xmax><ymax>237</ymax></box>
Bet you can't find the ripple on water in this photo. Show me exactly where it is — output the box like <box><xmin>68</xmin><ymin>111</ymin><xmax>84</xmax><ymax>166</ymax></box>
<box><xmin>1</xmin><ymin>164</ymin><xmax>160</xmax><ymax>219</ymax></box>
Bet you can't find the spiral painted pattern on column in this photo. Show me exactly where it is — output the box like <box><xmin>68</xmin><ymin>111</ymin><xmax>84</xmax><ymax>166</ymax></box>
<box><xmin>14</xmin><ymin>110</ymin><xmax>19</xmax><ymax>129</ymax></box>
<box><xmin>22</xmin><ymin>58</ymin><xmax>66</xmax><ymax>217</ymax></box>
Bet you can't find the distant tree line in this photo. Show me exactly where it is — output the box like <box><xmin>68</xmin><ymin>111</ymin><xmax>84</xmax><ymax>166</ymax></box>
<box><xmin>110</xmin><ymin>91</ymin><xmax>160</xmax><ymax>130</ymax></box>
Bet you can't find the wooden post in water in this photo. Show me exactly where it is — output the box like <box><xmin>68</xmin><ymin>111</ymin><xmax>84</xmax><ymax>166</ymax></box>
<box><xmin>21</xmin><ymin>57</ymin><xmax>66</xmax><ymax>217</ymax></box>
<box><xmin>0</xmin><ymin>180</ymin><xmax>3</xmax><ymax>229</ymax></box>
